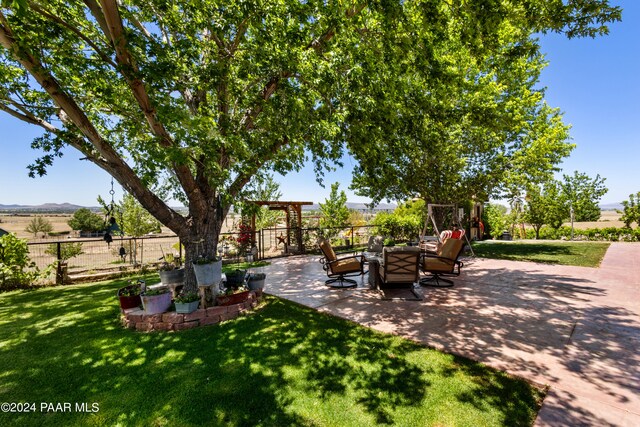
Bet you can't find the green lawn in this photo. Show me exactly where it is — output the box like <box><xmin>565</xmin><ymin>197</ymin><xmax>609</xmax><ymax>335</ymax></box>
<box><xmin>0</xmin><ymin>277</ymin><xmax>544</xmax><ymax>426</ymax></box>
<box><xmin>472</xmin><ymin>240</ymin><xmax>610</xmax><ymax>267</ymax></box>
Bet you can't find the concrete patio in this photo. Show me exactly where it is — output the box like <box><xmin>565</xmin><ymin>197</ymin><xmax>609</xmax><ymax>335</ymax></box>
<box><xmin>260</xmin><ymin>242</ymin><xmax>640</xmax><ymax>426</ymax></box>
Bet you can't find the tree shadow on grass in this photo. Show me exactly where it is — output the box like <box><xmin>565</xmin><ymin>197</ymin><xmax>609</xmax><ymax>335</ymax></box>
<box><xmin>0</xmin><ymin>279</ymin><xmax>541</xmax><ymax>426</ymax></box>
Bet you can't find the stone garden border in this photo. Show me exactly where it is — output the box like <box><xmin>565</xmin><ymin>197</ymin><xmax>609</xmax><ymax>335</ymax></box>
<box><xmin>121</xmin><ymin>290</ymin><xmax>263</xmax><ymax>332</ymax></box>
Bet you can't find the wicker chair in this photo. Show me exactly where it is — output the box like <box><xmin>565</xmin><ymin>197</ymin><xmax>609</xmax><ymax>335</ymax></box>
<box><xmin>318</xmin><ymin>238</ymin><xmax>365</xmax><ymax>288</ymax></box>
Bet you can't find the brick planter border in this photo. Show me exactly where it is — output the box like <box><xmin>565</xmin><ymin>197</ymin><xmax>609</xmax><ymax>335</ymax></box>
<box><xmin>121</xmin><ymin>290</ymin><xmax>263</xmax><ymax>332</ymax></box>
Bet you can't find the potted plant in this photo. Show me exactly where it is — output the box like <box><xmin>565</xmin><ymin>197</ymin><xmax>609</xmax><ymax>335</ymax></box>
<box><xmin>225</xmin><ymin>268</ymin><xmax>247</xmax><ymax>288</ymax></box>
<box><xmin>174</xmin><ymin>290</ymin><xmax>200</xmax><ymax>314</ymax></box>
<box><xmin>192</xmin><ymin>255</ymin><xmax>222</xmax><ymax>286</ymax></box>
<box><xmin>247</xmin><ymin>272</ymin><xmax>266</xmax><ymax>291</ymax></box>
<box><xmin>141</xmin><ymin>286</ymin><xmax>172</xmax><ymax>315</ymax></box>
<box><xmin>117</xmin><ymin>281</ymin><xmax>142</xmax><ymax>310</ymax></box>
<box><xmin>158</xmin><ymin>253</ymin><xmax>184</xmax><ymax>286</ymax></box>
<box><xmin>216</xmin><ymin>284</ymin><xmax>251</xmax><ymax>306</ymax></box>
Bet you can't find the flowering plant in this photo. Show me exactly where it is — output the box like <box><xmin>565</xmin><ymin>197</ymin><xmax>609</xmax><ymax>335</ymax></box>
<box><xmin>221</xmin><ymin>284</ymin><xmax>248</xmax><ymax>296</ymax></box>
<box><xmin>174</xmin><ymin>290</ymin><xmax>199</xmax><ymax>303</ymax></box>
<box><xmin>235</xmin><ymin>222</ymin><xmax>253</xmax><ymax>254</ymax></box>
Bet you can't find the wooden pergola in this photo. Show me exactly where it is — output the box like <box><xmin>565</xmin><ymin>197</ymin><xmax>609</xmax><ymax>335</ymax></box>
<box><xmin>248</xmin><ymin>201</ymin><xmax>313</xmax><ymax>254</ymax></box>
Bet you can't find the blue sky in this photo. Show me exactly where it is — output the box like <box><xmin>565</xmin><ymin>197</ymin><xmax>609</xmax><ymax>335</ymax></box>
<box><xmin>1</xmin><ymin>1</ymin><xmax>638</xmax><ymax>207</ymax></box>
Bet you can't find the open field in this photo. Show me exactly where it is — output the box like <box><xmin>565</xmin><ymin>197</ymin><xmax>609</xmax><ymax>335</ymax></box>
<box><xmin>563</xmin><ymin>210</ymin><xmax>628</xmax><ymax>230</ymax></box>
<box><xmin>0</xmin><ymin>213</ymin><xmax>240</xmax><ymax>240</ymax></box>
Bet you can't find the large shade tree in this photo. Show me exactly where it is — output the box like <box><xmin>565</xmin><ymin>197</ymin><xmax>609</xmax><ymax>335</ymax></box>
<box><xmin>0</xmin><ymin>1</ymin><xmax>621</xmax><ymax>289</ymax></box>
<box><xmin>348</xmin><ymin>18</ymin><xmax>574</xmax><ymax>206</ymax></box>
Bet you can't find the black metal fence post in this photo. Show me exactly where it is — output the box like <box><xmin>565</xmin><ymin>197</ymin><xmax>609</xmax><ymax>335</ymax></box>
<box><xmin>55</xmin><ymin>241</ymin><xmax>63</xmax><ymax>285</ymax></box>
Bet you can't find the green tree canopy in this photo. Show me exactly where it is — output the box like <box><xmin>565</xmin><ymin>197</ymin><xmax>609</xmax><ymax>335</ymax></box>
<box><xmin>319</xmin><ymin>182</ymin><xmax>349</xmax><ymax>239</ymax></box>
<box><xmin>561</xmin><ymin>171</ymin><xmax>608</xmax><ymax>222</ymax></box>
<box><xmin>68</xmin><ymin>208</ymin><xmax>104</xmax><ymax>233</ymax></box>
<box><xmin>619</xmin><ymin>192</ymin><xmax>640</xmax><ymax>228</ymax></box>
<box><xmin>0</xmin><ymin>1</ymin><xmax>621</xmax><ymax>289</ymax></box>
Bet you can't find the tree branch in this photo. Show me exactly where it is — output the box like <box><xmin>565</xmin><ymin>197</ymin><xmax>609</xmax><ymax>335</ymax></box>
<box><xmin>0</xmin><ymin>101</ymin><xmax>58</xmax><ymax>132</ymax></box>
<box><xmin>229</xmin><ymin>15</ymin><xmax>250</xmax><ymax>56</ymax></box>
<box><xmin>98</xmin><ymin>0</ymin><xmax>203</xmax><ymax>211</ymax></box>
<box><xmin>228</xmin><ymin>136</ymin><xmax>290</xmax><ymax>198</ymax></box>
<box><xmin>0</xmin><ymin>11</ymin><xmax>187</xmax><ymax>234</ymax></box>
<box><xmin>240</xmin><ymin>5</ymin><xmax>365</xmax><ymax>131</ymax></box>
<box><xmin>82</xmin><ymin>0</ymin><xmax>110</xmax><ymax>41</ymax></box>
<box><xmin>29</xmin><ymin>1</ymin><xmax>117</xmax><ymax>68</ymax></box>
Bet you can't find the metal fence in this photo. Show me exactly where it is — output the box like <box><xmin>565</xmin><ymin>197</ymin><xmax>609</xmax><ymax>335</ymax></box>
<box><xmin>26</xmin><ymin>224</ymin><xmax>379</xmax><ymax>283</ymax></box>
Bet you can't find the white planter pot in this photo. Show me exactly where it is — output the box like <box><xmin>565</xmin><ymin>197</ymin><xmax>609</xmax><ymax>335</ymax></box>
<box><xmin>192</xmin><ymin>260</ymin><xmax>222</xmax><ymax>286</ymax></box>
<box><xmin>141</xmin><ymin>292</ymin><xmax>172</xmax><ymax>315</ymax></box>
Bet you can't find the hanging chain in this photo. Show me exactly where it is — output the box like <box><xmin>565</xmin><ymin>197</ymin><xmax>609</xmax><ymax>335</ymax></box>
<box><xmin>109</xmin><ymin>178</ymin><xmax>115</xmax><ymax>204</ymax></box>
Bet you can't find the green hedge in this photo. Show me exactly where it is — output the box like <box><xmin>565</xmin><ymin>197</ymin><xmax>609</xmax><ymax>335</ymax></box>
<box><xmin>524</xmin><ymin>226</ymin><xmax>640</xmax><ymax>242</ymax></box>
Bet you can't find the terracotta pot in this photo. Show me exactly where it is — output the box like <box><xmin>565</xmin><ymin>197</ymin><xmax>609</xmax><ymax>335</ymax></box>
<box><xmin>117</xmin><ymin>285</ymin><xmax>142</xmax><ymax>310</ymax></box>
<box><xmin>216</xmin><ymin>290</ymin><xmax>251</xmax><ymax>306</ymax></box>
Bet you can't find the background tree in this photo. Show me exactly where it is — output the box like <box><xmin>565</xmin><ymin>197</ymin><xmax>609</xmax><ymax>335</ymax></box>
<box><xmin>68</xmin><ymin>208</ymin><xmax>104</xmax><ymax>233</ymax></box>
<box><xmin>236</xmin><ymin>174</ymin><xmax>284</xmax><ymax>230</ymax></box>
<box><xmin>560</xmin><ymin>171</ymin><xmax>608</xmax><ymax>222</ymax></box>
<box><xmin>25</xmin><ymin>216</ymin><xmax>53</xmax><ymax>237</ymax></box>
<box><xmin>119</xmin><ymin>194</ymin><xmax>162</xmax><ymax>238</ymax></box>
<box><xmin>349</xmin><ymin>23</ymin><xmax>574</xmax><ymax>208</ymax></box>
<box><xmin>482</xmin><ymin>204</ymin><xmax>508</xmax><ymax>240</ymax></box>
<box><xmin>0</xmin><ymin>1</ymin><xmax>621</xmax><ymax>289</ymax></box>
<box><xmin>116</xmin><ymin>193</ymin><xmax>162</xmax><ymax>265</ymax></box>
<box><xmin>371</xmin><ymin>201</ymin><xmax>423</xmax><ymax>242</ymax></box>
<box><xmin>619</xmin><ymin>192</ymin><xmax>640</xmax><ymax>228</ymax></box>
<box><xmin>319</xmin><ymin>182</ymin><xmax>349</xmax><ymax>240</ymax></box>
<box><xmin>523</xmin><ymin>181</ymin><xmax>565</xmax><ymax>238</ymax></box>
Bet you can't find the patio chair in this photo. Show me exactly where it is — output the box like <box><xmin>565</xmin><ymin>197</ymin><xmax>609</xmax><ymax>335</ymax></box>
<box><xmin>378</xmin><ymin>246</ymin><xmax>423</xmax><ymax>300</ymax></box>
<box><xmin>365</xmin><ymin>235</ymin><xmax>384</xmax><ymax>255</ymax></box>
<box><xmin>318</xmin><ymin>237</ymin><xmax>366</xmax><ymax>288</ymax></box>
<box><xmin>420</xmin><ymin>238</ymin><xmax>465</xmax><ymax>288</ymax></box>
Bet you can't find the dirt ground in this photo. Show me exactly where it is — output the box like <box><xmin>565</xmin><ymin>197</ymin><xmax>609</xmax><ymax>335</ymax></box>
<box><xmin>564</xmin><ymin>210</ymin><xmax>628</xmax><ymax>229</ymax></box>
<box><xmin>0</xmin><ymin>212</ymin><xmax>240</xmax><ymax>241</ymax></box>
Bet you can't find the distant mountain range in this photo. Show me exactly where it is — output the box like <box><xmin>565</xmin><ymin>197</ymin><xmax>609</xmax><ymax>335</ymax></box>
<box><xmin>0</xmin><ymin>201</ymin><xmax>621</xmax><ymax>213</ymax></box>
<box><xmin>600</xmin><ymin>203</ymin><xmax>623</xmax><ymax>211</ymax></box>
<box><xmin>0</xmin><ymin>201</ymin><xmax>397</xmax><ymax>213</ymax></box>
<box><xmin>0</xmin><ymin>203</ymin><xmax>93</xmax><ymax>212</ymax></box>
<box><xmin>302</xmin><ymin>202</ymin><xmax>397</xmax><ymax>211</ymax></box>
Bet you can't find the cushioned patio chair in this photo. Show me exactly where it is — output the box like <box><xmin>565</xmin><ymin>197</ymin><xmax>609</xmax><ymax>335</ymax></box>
<box><xmin>318</xmin><ymin>237</ymin><xmax>365</xmax><ymax>288</ymax></box>
<box><xmin>366</xmin><ymin>235</ymin><xmax>385</xmax><ymax>254</ymax></box>
<box><xmin>420</xmin><ymin>238</ymin><xmax>465</xmax><ymax>288</ymax></box>
<box><xmin>378</xmin><ymin>246</ymin><xmax>423</xmax><ymax>300</ymax></box>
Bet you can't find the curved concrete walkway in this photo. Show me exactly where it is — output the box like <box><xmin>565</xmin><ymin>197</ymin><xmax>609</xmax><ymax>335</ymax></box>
<box><xmin>260</xmin><ymin>242</ymin><xmax>640</xmax><ymax>426</ymax></box>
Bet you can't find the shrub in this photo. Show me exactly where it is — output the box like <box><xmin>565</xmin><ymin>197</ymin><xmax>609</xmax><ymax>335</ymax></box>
<box><xmin>0</xmin><ymin>233</ymin><xmax>43</xmax><ymax>289</ymax></box>
<box><xmin>45</xmin><ymin>242</ymin><xmax>84</xmax><ymax>262</ymax></box>
<box><xmin>524</xmin><ymin>225</ymin><xmax>639</xmax><ymax>242</ymax></box>
<box><xmin>371</xmin><ymin>211</ymin><xmax>421</xmax><ymax>242</ymax></box>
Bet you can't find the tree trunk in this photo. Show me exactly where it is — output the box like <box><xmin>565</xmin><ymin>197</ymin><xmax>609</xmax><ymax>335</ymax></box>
<box><xmin>179</xmin><ymin>205</ymin><xmax>226</xmax><ymax>292</ymax></box>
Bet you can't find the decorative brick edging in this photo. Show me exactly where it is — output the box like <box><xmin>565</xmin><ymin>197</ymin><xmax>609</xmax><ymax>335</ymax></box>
<box><xmin>121</xmin><ymin>290</ymin><xmax>263</xmax><ymax>332</ymax></box>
